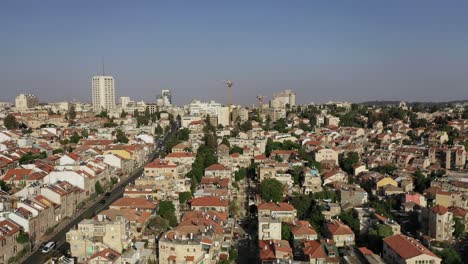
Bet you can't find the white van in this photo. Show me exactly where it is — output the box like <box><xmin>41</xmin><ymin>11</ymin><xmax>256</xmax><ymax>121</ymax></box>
<box><xmin>41</xmin><ymin>241</ymin><xmax>55</xmax><ymax>254</ymax></box>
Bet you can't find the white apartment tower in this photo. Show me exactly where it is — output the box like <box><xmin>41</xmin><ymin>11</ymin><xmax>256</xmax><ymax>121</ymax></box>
<box><xmin>15</xmin><ymin>93</ymin><xmax>39</xmax><ymax>112</ymax></box>
<box><xmin>92</xmin><ymin>76</ymin><xmax>115</xmax><ymax>112</ymax></box>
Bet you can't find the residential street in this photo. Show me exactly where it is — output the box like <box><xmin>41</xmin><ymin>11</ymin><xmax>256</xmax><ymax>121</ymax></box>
<box><xmin>21</xmin><ymin>124</ymin><xmax>177</xmax><ymax>264</ymax></box>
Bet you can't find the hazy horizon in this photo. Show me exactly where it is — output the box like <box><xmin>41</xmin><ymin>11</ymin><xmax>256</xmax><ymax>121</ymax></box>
<box><xmin>2</xmin><ymin>1</ymin><xmax>468</xmax><ymax>105</ymax></box>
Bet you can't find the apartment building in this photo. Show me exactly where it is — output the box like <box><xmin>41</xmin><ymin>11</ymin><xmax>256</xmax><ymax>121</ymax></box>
<box><xmin>382</xmin><ymin>234</ymin><xmax>441</xmax><ymax>264</ymax></box>
<box><xmin>428</xmin><ymin>205</ymin><xmax>454</xmax><ymax>241</ymax></box>
<box><xmin>66</xmin><ymin>216</ymin><xmax>130</xmax><ymax>263</ymax></box>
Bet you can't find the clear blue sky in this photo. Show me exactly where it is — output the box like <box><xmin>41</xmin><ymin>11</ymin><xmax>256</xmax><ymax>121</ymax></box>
<box><xmin>1</xmin><ymin>0</ymin><xmax>468</xmax><ymax>105</ymax></box>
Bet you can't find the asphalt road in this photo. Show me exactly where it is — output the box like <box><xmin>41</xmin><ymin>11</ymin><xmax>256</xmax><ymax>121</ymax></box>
<box><xmin>22</xmin><ymin>123</ymin><xmax>178</xmax><ymax>264</ymax></box>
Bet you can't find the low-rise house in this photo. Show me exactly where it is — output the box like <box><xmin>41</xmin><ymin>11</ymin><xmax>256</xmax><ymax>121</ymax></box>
<box><xmin>258</xmin><ymin>217</ymin><xmax>282</xmax><ymax>240</ymax></box>
<box><xmin>159</xmin><ymin>229</ymin><xmax>214</xmax><ymax>264</ymax></box>
<box><xmin>258</xmin><ymin>202</ymin><xmax>297</xmax><ymax>223</ymax></box>
<box><xmin>314</xmin><ymin>147</ymin><xmax>339</xmax><ymax>165</ymax></box>
<box><xmin>340</xmin><ymin>185</ymin><xmax>368</xmax><ymax>207</ymax></box>
<box><xmin>322</xmin><ymin>170</ymin><xmax>347</xmax><ymax>186</ymax></box>
<box><xmin>189</xmin><ymin>196</ymin><xmax>229</xmax><ymax>213</ymax></box>
<box><xmin>9</xmin><ymin>197</ymin><xmax>56</xmax><ymax>241</ymax></box>
<box><xmin>165</xmin><ymin>152</ymin><xmax>195</xmax><ymax>166</ymax></box>
<box><xmin>98</xmin><ymin>208</ymin><xmax>151</xmax><ymax>238</ymax></box>
<box><xmin>435</xmin><ymin>191</ymin><xmax>467</xmax><ymax>208</ymax></box>
<box><xmin>103</xmin><ymin>153</ymin><xmax>134</xmax><ymax>175</ymax></box>
<box><xmin>302</xmin><ymin>167</ymin><xmax>322</xmax><ymax>194</ymax></box>
<box><xmin>204</xmin><ymin>164</ymin><xmax>231</xmax><ymax>178</ymax></box>
<box><xmin>88</xmin><ymin>248</ymin><xmax>121</xmax><ymax>264</ymax></box>
<box><xmin>66</xmin><ymin>216</ymin><xmax>131</xmax><ymax>263</ymax></box>
<box><xmin>0</xmin><ymin>219</ymin><xmax>23</xmax><ymax>264</ymax></box>
<box><xmin>40</xmin><ymin>180</ymin><xmax>86</xmax><ymax>219</ymax></box>
<box><xmin>290</xmin><ymin>220</ymin><xmax>318</xmax><ymax>241</ymax></box>
<box><xmin>324</xmin><ymin>220</ymin><xmax>355</xmax><ymax>247</ymax></box>
<box><xmin>382</xmin><ymin>234</ymin><xmax>441</xmax><ymax>264</ymax></box>
<box><xmin>109</xmin><ymin>197</ymin><xmax>157</xmax><ymax>213</ymax></box>
<box><xmin>1</xmin><ymin>168</ymin><xmax>46</xmax><ymax>188</ymax></box>
<box><xmin>259</xmin><ymin>240</ymin><xmax>292</xmax><ymax>263</ymax></box>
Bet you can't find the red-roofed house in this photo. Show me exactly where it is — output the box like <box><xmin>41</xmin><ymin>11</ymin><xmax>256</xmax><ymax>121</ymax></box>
<box><xmin>0</xmin><ymin>219</ymin><xmax>24</xmax><ymax>263</ymax></box>
<box><xmin>88</xmin><ymin>248</ymin><xmax>121</xmax><ymax>264</ymax></box>
<box><xmin>204</xmin><ymin>163</ymin><xmax>231</xmax><ymax>178</ymax></box>
<box><xmin>383</xmin><ymin>234</ymin><xmax>441</xmax><ymax>264</ymax></box>
<box><xmin>290</xmin><ymin>220</ymin><xmax>318</xmax><ymax>241</ymax></box>
<box><xmin>303</xmin><ymin>240</ymin><xmax>327</xmax><ymax>263</ymax></box>
<box><xmin>259</xmin><ymin>240</ymin><xmax>292</xmax><ymax>263</ymax></box>
<box><xmin>165</xmin><ymin>152</ymin><xmax>195</xmax><ymax>166</ymax></box>
<box><xmin>109</xmin><ymin>197</ymin><xmax>157</xmax><ymax>212</ymax></box>
<box><xmin>324</xmin><ymin>220</ymin><xmax>355</xmax><ymax>247</ymax></box>
<box><xmin>258</xmin><ymin>202</ymin><xmax>297</xmax><ymax>223</ymax></box>
<box><xmin>189</xmin><ymin>196</ymin><xmax>229</xmax><ymax>213</ymax></box>
<box><xmin>1</xmin><ymin>168</ymin><xmax>45</xmax><ymax>187</ymax></box>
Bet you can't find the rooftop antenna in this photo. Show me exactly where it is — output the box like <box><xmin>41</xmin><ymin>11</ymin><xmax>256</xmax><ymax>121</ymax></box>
<box><xmin>223</xmin><ymin>80</ymin><xmax>233</xmax><ymax>124</ymax></box>
<box><xmin>102</xmin><ymin>57</ymin><xmax>105</xmax><ymax>75</ymax></box>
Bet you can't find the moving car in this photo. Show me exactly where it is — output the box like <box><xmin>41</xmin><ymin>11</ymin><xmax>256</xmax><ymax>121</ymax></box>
<box><xmin>42</xmin><ymin>241</ymin><xmax>55</xmax><ymax>254</ymax></box>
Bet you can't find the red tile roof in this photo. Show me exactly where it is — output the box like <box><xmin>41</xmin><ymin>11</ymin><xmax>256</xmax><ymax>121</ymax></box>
<box><xmin>110</xmin><ymin>197</ymin><xmax>157</xmax><ymax>210</ymax></box>
<box><xmin>258</xmin><ymin>202</ymin><xmax>296</xmax><ymax>212</ymax></box>
<box><xmin>166</xmin><ymin>152</ymin><xmax>194</xmax><ymax>158</ymax></box>
<box><xmin>0</xmin><ymin>219</ymin><xmax>20</xmax><ymax>240</ymax></box>
<box><xmin>326</xmin><ymin>220</ymin><xmax>354</xmax><ymax>236</ymax></box>
<box><xmin>303</xmin><ymin>240</ymin><xmax>327</xmax><ymax>259</ymax></box>
<box><xmin>2</xmin><ymin>169</ymin><xmax>33</xmax><ymax>181</ymax></box>
<box><xmin>205</xmin><ymin>163</ymin><xmax>228</xmax><ymax>171</ymax></box>
<box><xmin>358</xmin><ymin>247</ymin><xmax>375</xmax><ymax>256</ymax></box>
<box><xmin>431</xmin><ymin>205</ymin><xmax>448</xmax><ymax>215</ymax></box>
<box><xmin>145</xmin><ymin>158</ymin><xmax>177</xmax><ymax>168</ymax></box>
<box><xmin>189</xmin><ymin>196</ymin><xmax>229</xmax><ymax>207</ymax></box>
<box><xmin>89</xmin><ymin>248</ymin><xmax>121</xmax><ymax>261</ymax></box>
<box><xmin>383</xmin><ymin>234</ymin><xmax>439</xmax><ymax>260</ymax></box>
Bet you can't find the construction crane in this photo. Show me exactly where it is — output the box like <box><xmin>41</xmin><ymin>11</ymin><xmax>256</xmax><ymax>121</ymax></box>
<box><xmin>224</xmin><ymin>80</ymin><xmax>233</xmax><ymax>124</ymax></box>
<box><xmin>256</xmin><ymin>95</ymin><xmax>266</xmax><ymax>114</ymax></box>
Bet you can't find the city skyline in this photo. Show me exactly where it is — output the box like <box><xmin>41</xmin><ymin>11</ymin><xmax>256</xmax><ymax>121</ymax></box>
<box><xmin>2</xmin><ymin>1</ymin><xmax>468</xmax><ymax>105</ymax></box>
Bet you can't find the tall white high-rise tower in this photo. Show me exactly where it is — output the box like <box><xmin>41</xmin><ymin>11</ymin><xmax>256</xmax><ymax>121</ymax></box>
<box><xmin>92</xmin><ymin>76</ymin><xmax>115</xmax><ymax>112</ymax></box>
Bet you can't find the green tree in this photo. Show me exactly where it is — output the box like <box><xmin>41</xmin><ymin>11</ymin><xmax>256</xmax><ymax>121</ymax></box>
<box><xmin>239</xmin><ymin>120</ymin><xmax>253</xmax><ymax>132</ymax></box>
<box><xmin>115</xmin><ymin>129</ymin><xmax>129</xmax><ymax>143</ymax></box>
<box><xmin>0</xmin><ymin>180</ymin><xmax>11</xmax><ymax>192</ymax></box>
<box><xmin>453</xmin><ymin>217</ymin><xmax>464</xmax><ymax>238</ymax></box>
<box><xmin>4</xmin><ymin>114</ymin><xmax>18</xmax><ymax>130</ymax></box>
<box><xmin>158</xmin><ymin>201</ymin><xmax>177</xmax><ymax>226</ymax></box>
<box><xmin>221</xmin><ymin>137</ymin><xmax>230</xmax><ymax>148</ymax></box>
<box><xmin>273</xmin><ymin>118</ymin><xmax>288</xmax><ymax>133</ymax></box>
<box><xmin>95</xmin><ymin>181</ymin><xmax>104</xmax><ymax>194</ymax></box>
<box><xmin>229</xmin><ymin>145</ymin><xmax>243</xmax><ymax>155</ymax></box>
<box><xmin>341</xmin><ymin>152</ymin><xmax>359</xmax><ymax>174</ymax></box>
<box><xmin>339</xmin><ymin>210</ymin><xmax>359</xmax><ymax>234</ymax></box>
<box><xmin>176</xmin><ymin>128</ymin><xmax>190</xmax><ymax>141</ymax></box>
<box><xmin>260</xmin><ymin>178</ymin><xmax>283</xmax><ymax>202</ymax></box>
<box><xmin>234</xmin><ymin>168</ymin><xmax>247</xmax><ymax>181</ymax></box>
<box><xmin>70</xmin><ymin>132</ymin><xmax>82</xmax><ymax>144</ymax></box>
<box><xmin>96</xmin><ymin>110</ymin><xmax>109</xmax><ymax>118</ymax></box>
<box><xmin>229</xmin><ymin>248</ymin><xmax>238</xmax><ymax>261</ymax></box>
<box><xmin>436</xmin><ymin>247</ymin><xmax>462</xmax><ymax>264</ymax></box>
<box><xmin>281</xmin><ymin>222</ymin><xmax>291</xmax><ymax>241</ymax></box>
<box><xmin>147</xmin><ymin>216</ymin><xmax>170</xmax><ymax>233</ymax></box>
<box><xmin>154</xmin><ymin>125</ymin><xmax>163</xmax><ymax>135</ymax></box>
<box><xmin>178</xmin><ymin>192</ymin><xmax>192</xmax><ymax>204</ymax></box>
<box><xmin>16</xmin><ymin>230</ymin><xmax>29</xmax><ymax>244</ymax></box>
<box><xmin>68</xmin><ymin>105</ymin><xmax>77</xmax><ymax>120</ymax></box>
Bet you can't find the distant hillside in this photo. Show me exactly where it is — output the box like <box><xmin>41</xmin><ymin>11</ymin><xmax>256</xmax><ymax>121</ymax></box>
<box><xmin>360</xmin><ymin>100</ymin><xmax>468</xmax><ymax>106</ymax></box>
